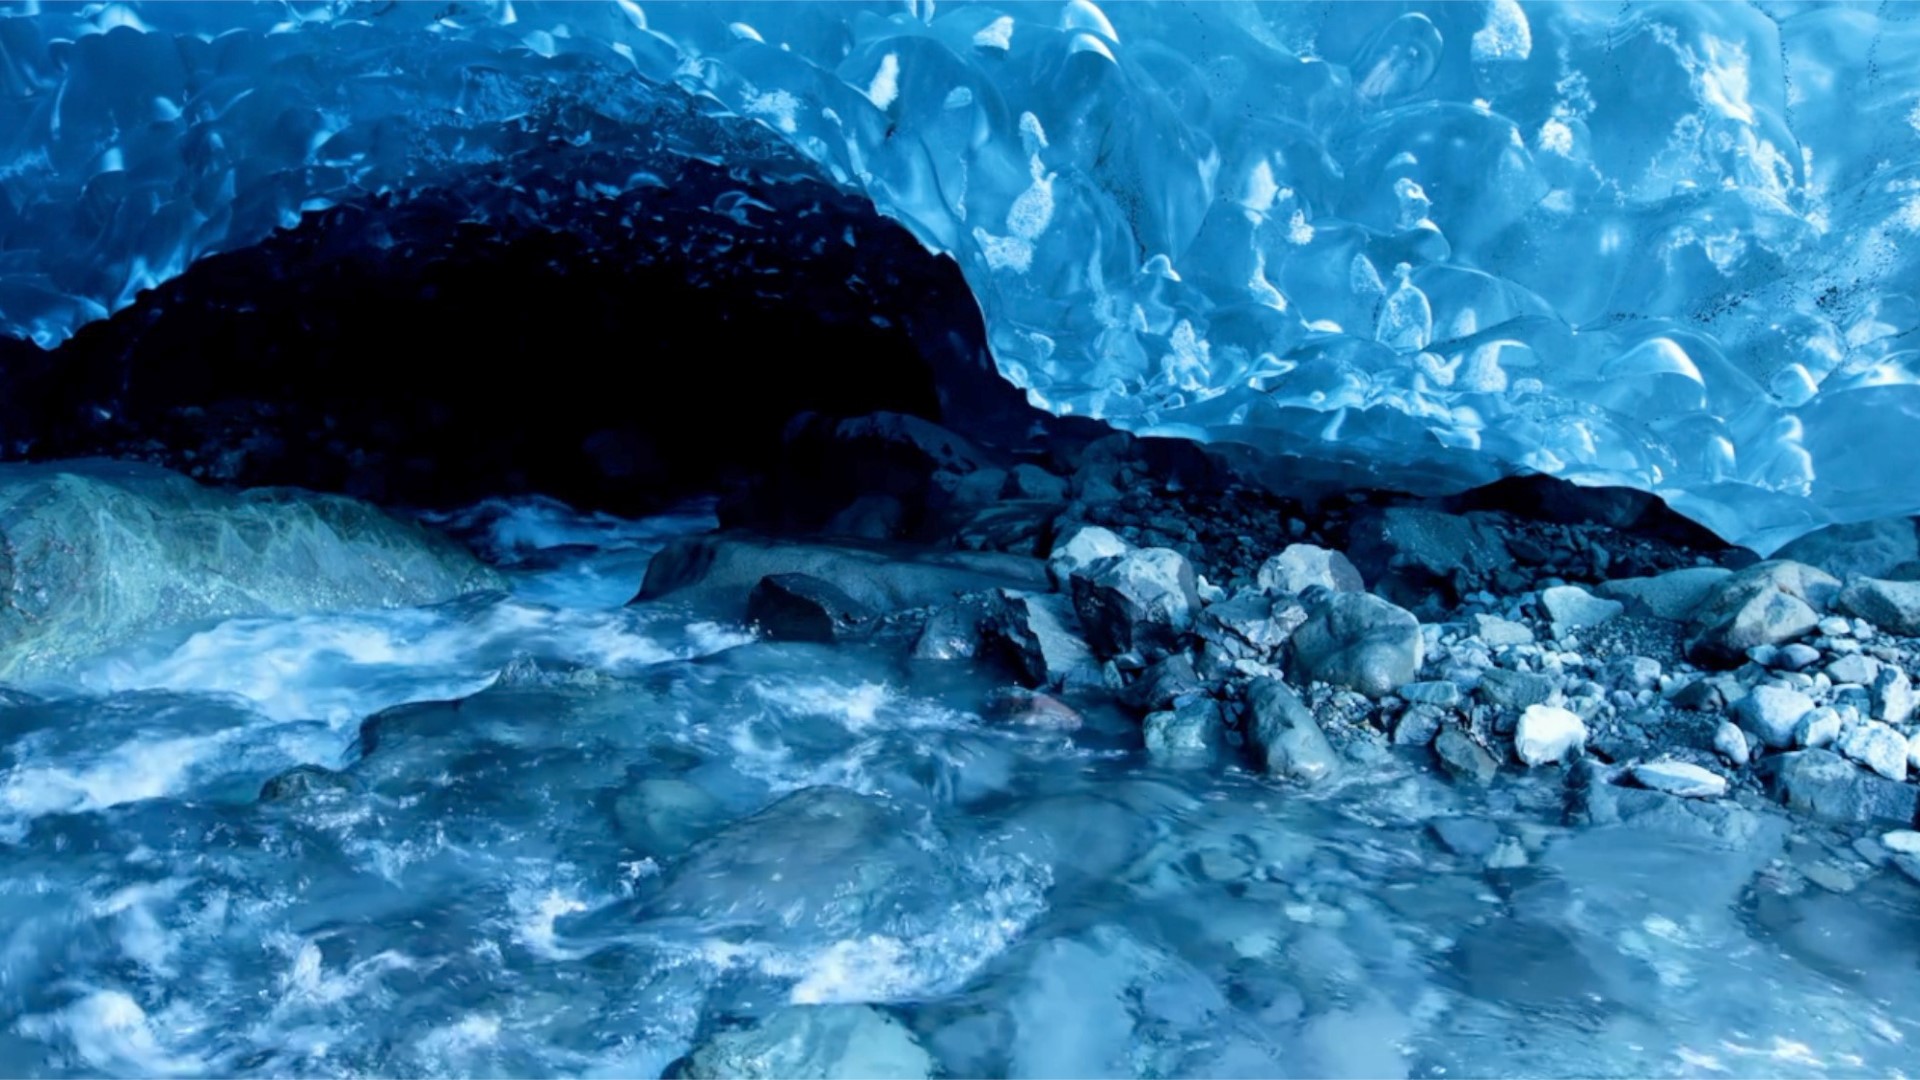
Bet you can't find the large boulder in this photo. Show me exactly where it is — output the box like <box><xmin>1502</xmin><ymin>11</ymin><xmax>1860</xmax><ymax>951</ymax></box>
<box><xmin>1684</xmin><ymin>561</ymin><xmax>1838</xmax><ymax>667</ymax></box>
<box><xmin>1069</xmin><ymin>548</ymin><xmax>1200</xmax><ymax>657</ymax></box>
<box><xmin>0</xmin><ymin>460</ymin><xmax>500</xmax><ymax>681</ymax></box>
<box><xmin>745</xmin><ymin>574</ymin><xmax>874</xmax><ymax>644</ymax></box>
<box><xmin>1288</xmin><ymin>592</ymin><xmax>1423</xmax><ymax>698</ymax></box>
<box><xmin>1345</xmin><ymin>507</ymin><xmax>1513</xmax><ymax>610</ymax></box>
<box><xmin>1834</xmin><ymin>577</ymin><xmax>1920</xmax><ymax>637</ymax></box>
<box><xmin>639</xmin><ymin>533</ymin><xmax>1046</xmax><ymax>617</ymax></box>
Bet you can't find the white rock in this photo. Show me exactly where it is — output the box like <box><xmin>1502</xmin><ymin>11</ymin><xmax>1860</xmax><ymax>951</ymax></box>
<box><xmin>1048</xmin><ymin>524</ymin><xmax>1130</xmax><ymax>583</ymax></box>
<box><xmin>1255</xmin><ymin>544</ymin><xmax>1363</xmax><ymax>595</ymax></box>
<box><xmin>1472</xmin><ymin>614</ymin><xmax>1534</xmax><ymax>647</ymax></box>
<box><xmin>1541</xmin><ymin>585</ymin><xmax>1624</xmax><ymax>633</ymax></box>
<box><xmin>1633</xmin><ymin>760</ymin><xmax>1728</xmax><ymax>799</ymax></box>
<box><xmin>1793</xmin><ymin>706</ymin><xmax>1842</xmax><ymax>750</ymax></box>
<box><xmin>1514</xmin><ymin>704</ymin><xmax>1587</xmax><ymax>767</ymax></box>
<box><xmin>1713</xmin><ymin>720</ymin><xmax>1751</xmax><ymax>766</ymax></box>
<box><xmin>1836</xmin><ymin>719</ymin><xmax>1910</xmax><ymax>782</ymax></box>
<box><xmin>1882</xmin><ymin>830</ymin><xmax>1920</xmax><ymax>856</ymax></box>
<box><xmin>1736</xmin><ymin>684</ymin><xmax>1815</xmax><ymax>750</ymax></box>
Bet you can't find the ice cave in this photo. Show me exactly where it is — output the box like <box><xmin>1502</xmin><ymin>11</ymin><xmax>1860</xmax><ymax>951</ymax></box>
<box><xmin>2</xmin><ymin>2</ymin><xmax>1920</xmax><ymax>1077</ymax></box>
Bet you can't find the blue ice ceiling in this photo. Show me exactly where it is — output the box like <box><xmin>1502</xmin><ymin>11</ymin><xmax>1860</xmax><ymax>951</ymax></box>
<box><xmin>2</xmin><ymin>0</ymin><xmax>1918</xmax><ymax>550</ymax></box>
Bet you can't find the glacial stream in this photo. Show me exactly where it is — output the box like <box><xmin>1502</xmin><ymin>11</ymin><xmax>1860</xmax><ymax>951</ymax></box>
<box><xmin>1</xmin><ymin>500</ymin><xmax>1915</xmax><ymax>1078</ymax></box>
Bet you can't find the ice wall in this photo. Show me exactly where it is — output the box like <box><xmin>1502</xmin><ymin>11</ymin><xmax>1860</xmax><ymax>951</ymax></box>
<box><xmin>3</xmin><ymin>1</ymin><xmax>1919</xmax><ymax>549</ymax></box>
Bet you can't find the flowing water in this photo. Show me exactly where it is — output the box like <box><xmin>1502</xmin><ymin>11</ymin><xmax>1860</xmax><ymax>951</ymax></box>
<box><xmin>1</xmin><ymin>500</ymin><xmax>1915</xmax><ymax>1078</ymax></box>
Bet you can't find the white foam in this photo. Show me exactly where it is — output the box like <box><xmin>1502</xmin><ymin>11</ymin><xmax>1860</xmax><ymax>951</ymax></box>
<box><xmin>16</xmin><ymin>990</ymin><xmax>206</xmax><ymax>1076</ymax></box>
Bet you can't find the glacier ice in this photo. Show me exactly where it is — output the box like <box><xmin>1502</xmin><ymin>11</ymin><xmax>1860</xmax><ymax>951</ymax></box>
<box><xmin>3</xmin><ymin>2</ymin><xmax>1920</xmax><ymax>549</ymax></box>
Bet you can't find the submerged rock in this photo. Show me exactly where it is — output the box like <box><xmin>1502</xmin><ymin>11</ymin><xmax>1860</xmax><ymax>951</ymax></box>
<box><xmin>0</xmin><ymin>460</ymin><xmax>500</xmax><ymax>681</ymax></box>
<box><xmin>1288</xmin><ymin>592</ymin><xmax>1423</xmax><ymax>698</ymax></box>
<box><xmin>1433</xmin><ymin>726</ymin><xmax>1500</xmax><ymax>786</ymax></box>
<box><xmin>746</xmin><ymin>573</ymin><xmax>873</xmax><ymax>644</ymax></box>
<box><xmin>669</xmin><ymin>1005</ymin><xmax>934</xmax><ymax>1079</ymax></box>
<box><xmin>258</xmin><ymin>764</ymin><xmax>363</xmax><ymax>803</ymax></box>
<box><xmin>613</xmin><ymin>776</ymin><xmax>730</xmax><ymax>856</ymax></box>
<box><xmin>1766</xmin><ymin>750</ymin><xmax>1920</xmax><ymax>828</ymax></box>
<box><xmin>1245</xmin><ymin>678</ymin><xmax>1339</xmax><ymax>783</ymax></box>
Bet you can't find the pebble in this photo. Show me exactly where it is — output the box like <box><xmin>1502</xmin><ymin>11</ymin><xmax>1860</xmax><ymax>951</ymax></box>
<box><xmin>1513</xmin><ymin>704</ymin><xmax>1587</xmax><ymax>767</ymax></box>
<box><xmin>1632</xmin><ymin>760</ymin><xmax>1728</xmax><ymax>799</ymax></box>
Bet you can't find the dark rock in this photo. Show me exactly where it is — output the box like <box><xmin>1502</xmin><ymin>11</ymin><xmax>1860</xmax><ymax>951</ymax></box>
<box><xmin>1685</xmin><ymin>560</ymin><xmax>1838</xmax><ymax>668</ymax></box>
<box><xmin>638</xmin><ymin>533</ymin><xmax>1046</xmax><ymax>617</ymax></box>
<box><xmin>1835</xmin><ymin>577</ymin><xmax>1920</xmax><ymax>637</ymax></box>
<box><xmin>911</xmin><ymin>599</ymin><xmax>988</xmax><ymax>661</ymax></box>
<box><xmin>1122</xmin><ymin>653</ymin><xmax>1204</xmax><ymax>713</ymax></box>
<box><xmin>823</xmin><ymin>494</ymin><xmax>906</xmax><ymax>540</ymax></box>
<box><xmin>259</xmin><ymin>764</ymin><xmax>362</xmax><ymax>803</ymax></box>
<box><xmin>1429</xmin><ymin>816</ymin><xmax>1501</xmax><ymax>858</ymax></box>
<box><xmin>1069</xmin><ymin>548</ymin><xmax>1200</xmax><ymax>657</ymax></box>
<box><xmin>1399</xmin><ymin>681</ymin><xmax>1462</xmax><ymax>708</ymax></box>
<box><xmin>1476</xmin><ymin>668</ymin><xmax>1555</xmax><ymax>711</ymax></box>
<box><xmin>982</xmin><ymin>589</ymin><xmax>1098</xmax><ymax>690</ymax></box>
<box><xmin>1434</xmin><ymin>726</ymin><xmax>1500</xmax><ymax>785</ymax></box>
<box><xmin>1005</xmin><ymin>463</ymin><xmax>1069</xmax><ymax>502</ymax></box>
<box><xmin>1346</xmin><ymin>507</ymin><xmax>1513</xmax><ymax>610</ymax></box>
<box><xmin>746</xmin><ymin>574</ymin><xmax>874</xmax><ymax>644</ymax></box>
<box><xmin>1245</xmin><ymin>678</ymin><xmax>1340</xmax><ymax>783</ymax></box>
<box><xmin>1764</xmin><ymin>749</ymin><xmax>1920</xmax><ymax>828</ymax></box>
<box><xmin>1287</xmin><ymin>592</ymin><xmax>1423</xmax><ymax>698</ymax></box>
<box><xmin>1392</xmin><ymin>704</ymin><xmax>1446</xmax><ymax>746</ymax></box>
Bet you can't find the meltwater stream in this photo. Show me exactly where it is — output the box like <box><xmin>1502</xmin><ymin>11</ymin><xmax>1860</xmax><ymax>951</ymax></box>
<box><xmin>1</xmin><ymin>500</ymin><xmax>1916</xmax><ymax>1078</ymax></box>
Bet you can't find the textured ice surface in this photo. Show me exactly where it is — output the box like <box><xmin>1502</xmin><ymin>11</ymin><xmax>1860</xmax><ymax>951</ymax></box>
<box><xmin>4</xmin><ymin>2</ymin><xmax>1920</xmax><ymax>547</ymax></box>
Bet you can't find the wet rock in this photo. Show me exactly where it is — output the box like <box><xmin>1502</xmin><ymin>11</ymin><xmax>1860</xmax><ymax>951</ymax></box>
<box><xmin>1476</xmin><ymin>668</ymin><xmax>1555</xmax><ymax>712</ymax></box>
<box><xmin>1713</xmin><ymin>720</ymin><xmax>1751</xmax><ymax>766</ymax></box>
<box><xmin>1836</xmin><ymin>720</ymin><xmax>1909</xmax><ymax>782</ymax></box>
<box><xmin>1006</xmin><ymin>463</ymin><xmax>1068</xmax><ymax>502</ymax></box>
<box><xmin>1736</xmin><ymin>684</ymin><xmax>1815</xmax><ymax>750</ymax></box>
<box><xmin>1194</xmin><ymin>591</ymin><xmax>1291</xmax><ymax>659</ymax></box>
<box><xmin>982</xmin><ymin>590</ymin><xmax>1097</xmax><ymax>690</ymax></box>
<box><xmin>1288</xmin><ymin>592</ymin><xmax>1423</xmax><ymax>698</ymax></box>
<box><xmin>669</xmin><ymin>1004</ymin><xmax>934</xmax><ymax>1079</ymax></box>
<box><xmin>1122</xmin><ymin>653</ymin><xmax>1204</xmax><ymax>713</ymax></box>
<box><xmin>911</xmin><ymin>600</ymin><xmax>987</xmax><ymax>661</ymax></box>
<box><xmin>1144</xmin><ymin>698</ymin><xmax>1225</xmax><ymax>766</ymax></box>
<box><xmin>1434</xmin><ymin>726</ymin><xmax>1499</xmax><ymax>785</ymax></box>
<box><xmin>1048</xmin><ymin>524</ymin><xmax>1130</xmax><ymax>585</ymax></box>
<box><xmin>1399</xmin><ymin>681</ymin><xmax>1462</xmax><ymax>708</ymax></box>
<box><xmin>0</xmin><ymin>460</ymin><xmax>502</xmax><ymax>681</ymax></box>
<box><xmin>1685</xmin><ymin>561</ymin><xmax>1838</xmax><ymax>668</ymax></box>
<box><xmin>1540</xmin><ymin>585</ymin><xmax>1623</xmax><ymax>634</ymax></box>
<box><xmin>1391</xmin><ymin>705</ymin><xmax>1445</xmax><ymax>747</ymax></box>
<box><xmin>1471</xmin><ymin>614</ymin><xmax>1534</xmax><ymax>647</ymax></box>
<box><xmin>1631</xmin><ymin>760</ymin><xmax>1727</xmax><ymax>799</ymax></box>
<box><xmin>1766</xmin><ymin>750</ymin><xmax>1920</xmax><ymax>828</ymax></box>
<box><xmin>1569</xmin><ymin>762</ymin><xmax>1785</xmax><ymax>851</ymax></box>
<box><xmin>1069</xmin><ymin>548</ymin><xmax>1200</xmax><ymax>657</ymax></box>
<box><xmin>1245</xmin><ymin>678</ymin><xmax>1340</xmax><ymax>784</ymax></box>
<box><xmin>613</xmin><ymin>777</ymin><xmax>729</xmax><ymax>856</ymax></box>
<box><xmin>258</xmin><ymin>764</ymin><xmax>362</xmax><ymax>803</ymax></box>
<box><xmin>1835</xmin><ymin>577</ymin><xmax>1920</xmax><ymax>637</ymax></box>
<box><xmin>1871</xmin><ymin>667</ymin><xmax>1916</xmax><ymax>725</ymax></box>
<box><xmin>1429</xmin><ymin>817</ymin><xmax>1501</xmax><ymax>858</ymax></box>
<box><xmin>746</xmin><ymin>574</ymin><xmax>873</xmax><ymax>644</ymax></box>
<box><xmin>984</xmin><ymin>687</ymin><xmax>1084</xmax><ymax>731</ymax></box>
<box><xmin>1514</xmin><ymin>704</ymin><xmax>1587</xmax><ymax>767</ymax></box>
<box><xmin>1255</xmin><ymin>545</ymin><xmax>1363</xmax><ymax>596</ymax></box>
<box><xmin>1776</xmin><ymin>517</ymin><xmax>1920</xmax><ymax>583</ymax></box>
<box><xmin>641</xmin><ymin>533</ymin><xmax>1046</xmax><ymax>617</ymax></box>
<box><xmin>1598</xmin><ymin>566</ymin><xmax>1731</xmax><ymax>622</ymax></box>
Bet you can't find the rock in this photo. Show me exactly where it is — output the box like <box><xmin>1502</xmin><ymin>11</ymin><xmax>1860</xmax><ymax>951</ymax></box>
<box><xmin>1122</xmin><ymin>653</ymin><xmax>1204</xmax><ymax>713</ymax></box>
<box><xmin>258</xmin><ymin>764</ymin><xmax>362</xmax><ymax>803</ymax></box>
<box><xmin>1399</xmin><ymin>681</ymin><xmax>1462</xmax><ymax>708</ymax></box>
<box><xmin>1684</xmin><ymin>561</ymin><xmax>1839</xmax><ymax>667</ymax></box>
<box><xmin>1244</xmin><ymin>678</ymin><xmax>1340</xmax><ymax>783</ymax></box>
<box><xmin>1288</xmin><ymin>592</ymin><xmax>1424</xmax><ymax>698</ymax></box>
<box><xmin>982</xmin><ymin>590</ymin><xmax>1097</xmax><ymax>690</ymax></box>
<box><xmin>824</xmin><ymin>494</ymin><xmax>905</xmax><ymax>540</ymax></box>
<box><xmin>1047</xmin><ymin>524</ymin><xmax>1130</xmax><ymax>585</ymax></box>
<box><xmin>1609</xmin><ymin>656</ymin><xmax>1663</xmax><ymax>693</ymax></box>
<box><xmin>1793</xmin><ymin>707</ymin><xmax>1842</xmax><ymax>750</ymax></box>
<box><xmin>1476</xmin><ymin>668</ymin><xmax>1556</xmax><ymax>712</ymax></box>
<box><xmin>1006</xmin><ymin>463</ymin><xmax>1068</xmax><ymax>502</ymax></box>
<box><xmin>1669</xmin><ymin>678</ymin><xmax>1725</xmax><ymax>712</ymax></box>
<box><xmin>1714</xmin><ymin>720</ymin><xmax>1751</xmax><ymax>766</ymax></box>
<box><xmin>1069</xmin><ymin>548</ymin><xmax>1200</xmax><ymax>657</ymax></box>
<box><xmin>1883</xmin><ymin>830</ymin><xmax>1920</xmax><ymax>856</ymax></box>
<box><xmin>613</xmin><ymin>777</ymin><xmax>729</xmax><ymax>856</ymax></box>
<box><xmin>1345</xmin><ymin>507</ymin><xmax>1512</xmax><ymax>607</ymax></box>
<box><xmin>911</xmin><ymin>600</ymin><xmax>987</xmax><ymax>661</ymax></box>
<box><xmin>726</xmin><ymin>411</ymin><xmax>993</xmax><ymax>535</ymax></box>
<box><xmin>640</xmin><ymin>533</ymin><xmax>1047</xmax><ymax>617</ymax></box>
<box><xmin>1392</xmin><ymin>704</ymin><xmax>1446</xmax><ymax>746</ymax></box>
<box><xmin>1194</xmin><ymin>591</ymin><xmax>1290</xmax><ymax>659</ymax></box>
<box><xmin>1835</xmin><ymin>577</ymin><xmax>1920</xmax><ymax>636</ymax></box>
<box><xmin>746</xmin><ymin>574</ymin><xmax>874</xmax><ymax>644</ymax></box>
<box><xmin>1485</xmin><ymin>837</ymin><xmax>1530</xmax><ymax>870</ymax></box>
<box><xmin>1514</xmin><ymin>704</ymin><xmax>1587</xmax><ymax>767</ymax></box>
<box><xmin>1540</xmin><ymin>585</ymin><xmax>1623</xmax><ymax>633</ymax></box>
<box><xmin>0</xmin><ymin>461</ymin><xmax>502</xmax><ymax>681</ymax></box>
<box><xmin>1735</xmin><ymin>684</ymin><xmax>1816</xmax><ymax>750</ymax></box>
<box><xmin>1776</xmin><ymin>517</ymin><xmax>1920</xmax><ymax>583</ymax></box>
<box><xmin>1144</xmin><ymin>699</ymin><xmax>1224</xmax><ymax>766</ymax></box>
<box><xmin>1472</xmin><ymin>614</ymin><xmax>1534</xmax><ymax>647</ymax></box>
<box><xmin>1598</xmin><ymin>567</ymin><xmax>1731</xmax><ymax>622</ymax></box>
<box><xmin>1429</xmin><ymin>817</ymin><xmax>1501</xmax><ymax>858</ymax></box>
<box><xmin>1871</xmin><ymin>667</ymin><xmax>1916</xmax><ymax>725</ymax></box>
<box><xmin>1836</xmin><ymin>720</ymin><xmax>1909</xmax><ymax>782</ymax></box>
<box><xmin>984</xmin><ymin>687</ymin><xmax>1084</xmax><ymax>730</ymax></box>
<box><xmin>1826</xmin><ymin>654</ymin><xmax>1880</xmax><ymax>686</ymax></box>
<box><xmin>1569</xmin><ymin>762</ymin><xmax>1786</xmax><ymax>851</ymax></box>
<box><xmin>1631</xmin><ymin>760</ymin><xmax>1727</xmax><ymax>799</ymax></box>
<box><xmin>1774</xmin><ymin>643</ymin><xmax>1822</xmax><ymax>671</ymax></box>
<box><xmin>670</xmin><ymin>1005</ymin><xmax>934</xmax><ymax>1079</ymax></box>
<box><xmin>1911</xmin><ymin>730</ymin><xmax>1920</xmax><ymax>773</ymax></box>
<box><xmin>1434</xmin><ymin>726</ymin><xmax>1500</xmax><ymax>785</ymax></box>
<box><xmin>1767</xmin><ymin>750</ymin><xmax>1920</xmax><ymax>828</ymax></box>
<box><xmin>1255</xmin><ymin>545</ymin><xmax>1364</xmax><ymax>596</ymax></box>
